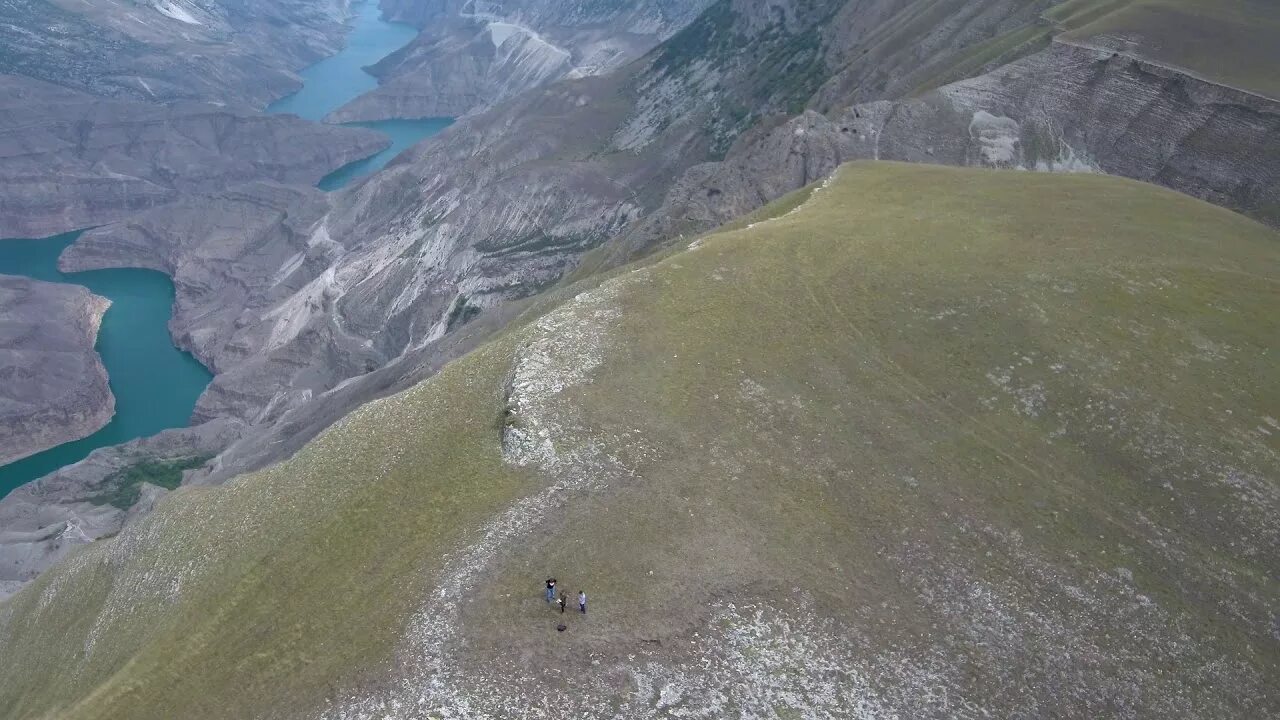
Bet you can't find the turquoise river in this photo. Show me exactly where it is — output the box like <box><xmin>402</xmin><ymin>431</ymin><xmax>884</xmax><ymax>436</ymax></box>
<box><xmin>0</xmin><ymin>1</ymin><xmax>451</xmax><ymax>497</ymax></box>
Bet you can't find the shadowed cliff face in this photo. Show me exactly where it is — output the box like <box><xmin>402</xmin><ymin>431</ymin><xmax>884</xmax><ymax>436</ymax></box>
<box><xmin>0</xmin><ymin>0</ymin><xmax>352</xmax><ymax>107</ymax></box>
<box><xmin>0</xmin><ymin>76</ymin><xmax>390</xmax><ymax>239</ymax></box>
<box><xmin>324</xmin><ymin>0</ymin><xmax>712</xmax><ymax>122</ymax></box>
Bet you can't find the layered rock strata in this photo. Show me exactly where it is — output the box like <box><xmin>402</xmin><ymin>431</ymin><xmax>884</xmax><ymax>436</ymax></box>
<box><xmin>325</xmin><ymin>0</ymin><xmax>711</xmax><ymax>122</ymax></box>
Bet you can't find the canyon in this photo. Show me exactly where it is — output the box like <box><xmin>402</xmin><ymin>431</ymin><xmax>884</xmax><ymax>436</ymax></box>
<box><xmin>0</xmin><ymin>1</ymin><xmax>1275</xmax><ymax>717</ymax></box>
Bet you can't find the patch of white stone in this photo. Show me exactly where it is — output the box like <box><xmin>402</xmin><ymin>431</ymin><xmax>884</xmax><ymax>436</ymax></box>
<box><xmin>152</xmin><ymin>0</ymin><xmax>203</xmax><ymax>25</ymax></box>
<box><xmin>625</xmin><ymin>602</ymin><xmax>921</xmax><ymax>719</ymax></box>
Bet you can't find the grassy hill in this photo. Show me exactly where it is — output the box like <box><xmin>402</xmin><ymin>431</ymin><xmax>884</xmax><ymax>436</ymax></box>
<box><xmin>1048</xmin><ymin>0</ymin><xmax>1280</xmax><ymax>98</ymax></box>
<box><xmin>1</xmin><ymin>163</ymin><xmax>1277</xmax><ymax>718</ymax></box>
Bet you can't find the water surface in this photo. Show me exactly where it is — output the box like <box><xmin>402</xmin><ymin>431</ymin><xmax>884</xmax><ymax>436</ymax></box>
<box><xmin>0</xmin><ymin>233</ymin><xmax>212</xmax><ymax>497</ymax></box>
<box><xmin>318</xmin><ymin>118</ymin><xmax>453</xmax><ymax>190</ymax></box>
<box><xmin>268</xmin><ymin>1</ymin><xmax>452</xmax><ymax>188</ymax></box>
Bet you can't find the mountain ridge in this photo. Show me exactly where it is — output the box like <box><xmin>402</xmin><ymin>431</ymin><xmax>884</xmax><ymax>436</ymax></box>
<box><xmin>2</xmin><ymin>0</ymin><xmax>1278</xmax><ymax>641</ymax></box>
<box><xmin>1</xmin><ymin>162</ymin><xmax>1275</xmax><ymax>718</ymax></box>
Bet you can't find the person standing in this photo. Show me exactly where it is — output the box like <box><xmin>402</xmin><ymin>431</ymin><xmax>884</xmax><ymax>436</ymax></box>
<box><xmin>546</xmin><ymin>578</ymin><xmax>556</xmax><ymax>604</ymax></box>
<box><xmin>578</xmin><ymin>590</ymin><xmax>587</xmax><ymax>614</ymax></box>
<box><xmin>558</xmin><ymin>591</ymin><xmax>567</xmax><ymax>614</ymax></box>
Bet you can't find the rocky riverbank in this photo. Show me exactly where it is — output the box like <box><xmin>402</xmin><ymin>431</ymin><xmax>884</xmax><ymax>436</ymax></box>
<box><xmin>0</xmin><ymin>276</ymin><xmax>113</xmax><ymax>466</ymax></box>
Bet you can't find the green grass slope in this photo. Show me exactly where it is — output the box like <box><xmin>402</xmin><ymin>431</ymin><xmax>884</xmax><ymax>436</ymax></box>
<box><xmin>1</xmin><ymin>163</ymin><xmax>1277</xmax><ymax>718</ymax></box>
<box><xmin>1048</xmin><ymin>0</ymin><xmax>1280</xmax><ymax>99</ymax></box>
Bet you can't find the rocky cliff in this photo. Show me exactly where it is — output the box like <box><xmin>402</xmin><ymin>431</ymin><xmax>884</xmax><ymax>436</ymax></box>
<box><xmin>0</xmin><ymin>276</ymin><xmax>113</xmax><ymax>466</ymax></box>
<box><xmin>588</xmin><ymin>2</ymin><xmax>1280</xmax><ymax>264</ymax></box>
<box><xmin>324</xmin><ymin>0</ymin><xmax>711</xmax><ymax>122</ymax></box>
<box><xmin>58</xmin><ymin>0</ymin><xmax>1280</xmax><ymax>487</ymax></box>
<box><xmin>0</xmin><ymin>0</ymin><xmax>353</xmax><ymax>107</ymax></box>
<box><xmin>626</xmin><ymin>40</ymin><xmax>1280</xmax><ymax>248</ymax></box>
<box><xmin>0</xmin><ymin>75</ymin><xmax>389</xmax><ymax>239</ymax></box>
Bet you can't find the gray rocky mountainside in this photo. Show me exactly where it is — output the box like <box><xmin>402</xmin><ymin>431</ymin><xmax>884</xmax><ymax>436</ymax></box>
<box><xmin>0</xmin><ymin>276</ymin><xmax>113</xmax><ymax>466</ymax></box>
<box><xmin>2</xmin><ymin>0</ymin><xmax>1278</xmax><ymax>636</ymax></box>
<box><xmin>0</xmin><ymin>0</ymin><xmax>353</xmax><ymax>107</ymax></box>
<box><xmin>624</xmin><ymin>41</ymin><xmax>1280</xmax><ymax>250</ymax></box>
<box><xmin>0</xmin><ymin>0</ymin><xmax>393</xmax><ymax>593</ymax></box>
<box><xmin>0</xmin><ymin>75</ymin><xmax>389</xmax><ymax>239</ymax></box>
<box><xmin>324</xmin><ymin>0</ymin><xmax>712</xmax><ymax>121</ymax></box>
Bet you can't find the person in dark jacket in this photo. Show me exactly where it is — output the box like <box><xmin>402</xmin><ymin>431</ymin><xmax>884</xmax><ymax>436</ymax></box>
<box><xmin>558</xmin><ymin>591</ymin><xmax>567</xmax><ymax>614</ymax></box>
<box><xmin>545</xmin><ymin>578</ymin><xmax>556</xmax><ymax>603</ymax></box>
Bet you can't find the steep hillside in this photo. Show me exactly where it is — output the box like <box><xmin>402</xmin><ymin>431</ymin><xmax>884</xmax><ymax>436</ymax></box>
<box><xmin>1048</xmin><ymin>0</ymin><xmax>1280</xmax><ymax>99</ymax></box>
<box><xmin>623</xmin><ymin>0</ymin><xmax>1280</xmax><ymax>254</ymax></box>
<box><xmin>57</xmin><ymin>0</ymin><xmax>1065</xmax><ymax>490</ymax></box>
<box><xmin>1</xmin><ymin>164</ymin><xmax>1276</xmax><ymax>718</ymax></box>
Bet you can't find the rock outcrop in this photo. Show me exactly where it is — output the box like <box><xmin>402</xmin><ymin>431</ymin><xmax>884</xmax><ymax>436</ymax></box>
<box><xmin>324</xmin><ymin>0</ymin><xmax>711</xmax><ymax>122</ymax></box>
<box><xmin>0</xmin><ymin>276</ymin><xmax>113</xmax><ymax>467</ymax></box>
<box><xmin>0</xmin><ymin>76</ymin><xmax>389</xmax><ymax>239</ymax></box>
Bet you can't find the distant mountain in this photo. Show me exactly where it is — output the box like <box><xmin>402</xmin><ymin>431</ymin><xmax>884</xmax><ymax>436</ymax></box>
<box><xmin>0</xmin><ymin>0</ymin><xmax>353</xmax><ymax>106</ymax></box>
<box><xmin>0</xmin><ymin>75</ymin><xmax>390</xmax><ymax>239</ymax></box>
<box><xmin>326</xmin><ymin>0</ymin><xmax>712</xmax><ymax>122</ymax></box>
